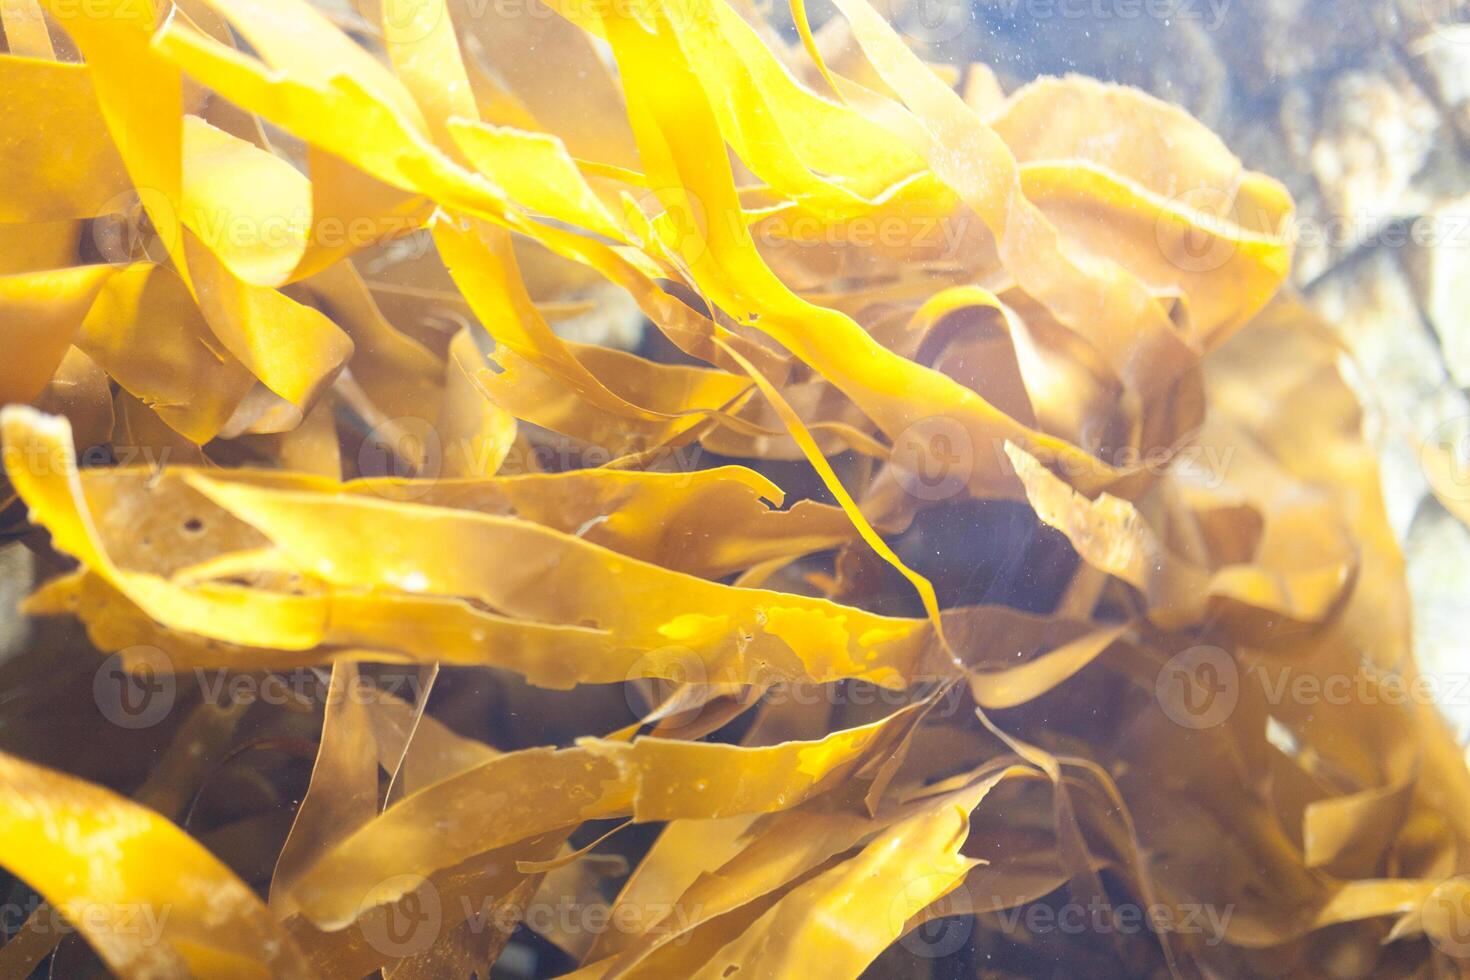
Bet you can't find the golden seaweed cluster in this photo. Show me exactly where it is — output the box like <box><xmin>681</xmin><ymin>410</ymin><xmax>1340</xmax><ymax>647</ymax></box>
<box><xmin>0</xmin><ymin>0</ymin><xmax>1467</xmax><ymax>975</ymax></box>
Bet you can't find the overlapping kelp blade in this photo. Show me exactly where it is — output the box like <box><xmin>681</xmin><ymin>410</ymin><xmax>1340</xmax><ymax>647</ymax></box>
<box><xmin>0</xmin><ymin>751</ymin><xmax>311</xmax><ymax>977</ymax></box>
<box><xmin>287</xmin><ymin>702</ymin><xmax>924</xmax><ymax>927</ymax></box>
<box><xmin>0</xmin><ymin>0</ymin><xmax>1467</xmax><ymax>974</ymax></box>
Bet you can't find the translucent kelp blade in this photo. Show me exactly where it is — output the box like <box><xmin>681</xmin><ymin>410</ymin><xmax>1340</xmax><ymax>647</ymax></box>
<box><xmin>2</xmin><ymin>407</ymin><xmax>330</xmax><ymax>649</ymax></box>
<box><xmin>1003</xmin><ymin>440</ymin><xmax>1353</xmax><ymax>629</ymax></box>
<box><xmin>544</xmin><ymin>0</ymin><xmax>945</xmax><ymax>216</ymax></box>
<box><xmin>284</xmin><ymin>703</ymin><xmax>925</xmax><ymax>927</ymax></box>
<box><xmin>0</xmin><ymin>265</ymin><xmax>117</xmax><ymax>405</ymax></box>
<box><xmin>432</xmin><ymin>216</ymin><xmax>674</xmax><ymax>420</ymax></box>
<box><xmin>177</xmin><ymin>114</ymin><xmax>424</xmax><ymax>288</ymax></box>
<box><xmin>269</xmin><ymin>661</ymin><xmax>380</xmax><ymax>918</ymax></box>
<box><xmin>597</xmin><ymin>0</ymin><xmax>1124</xmax><ymax>499</ymax></box>
<box><xmin>685</xmin><ymin>772</ymin><xmax>1016</xmax><ymax>979</ymax></box>
<box><xmin>448</xmin><ymin>121</ymin><xmax>627</xmax><ymax>241</ymax></box>
<box><xmin>183</xmin><ymin>473</ymin><xmax>935</xmax><ymax>687</ymax></box>
<box><xmin>440</xmin><ymin>327</ymin><xmax>517</xmax><ymax>479</ymax></box>
<box><xmin>1</xmin><ymin>0</ymin><xmax>54</xmax><ymax>59</ymax></box>
<box><xmin>471</xmin><ymin>342</ymin><xmax>753</xmax><ymax>459</ymax></box>
<box><xmin>77</xmin><ymin>264</ymin><xmax>256</xmax><ymax>444</ymax></box>
<box><xmin>152</xmin><ymin>0</ymin><xmax>787</xmax><ymax>383</ymax></box>
<box><xmin>40</xmin><ymin>0</ymin><xmax>358</xmax><ymax>411</ymax></box>
<box><xmin>0</xmin><ymin>56</ymin><xmax>131</xmax><ymax>223</ymax></box>
<box><xmin>80</xmin><ymin>461</ymin><xmax>853</xmax><ymax>579</ymax></box>
<box><xmin>379</xmin><ymin>0</ymin><xmax>477</xmax><ymax>147</ymax></box>
<box><xmin>793</xmin><ymin>0</ymin><xmax>1202</xmax><ymax>416</ymax></box>
<box><xmin>12</xmin><ymin>434</ymin><xmax>920</xmax><ymax>687</ymax></box>
<box><xmin>0</xmin><ymin>750</ymin><xmax>312</xmax><ymax>978</ymax></box>
<box><xmin>0</xmin><ymin>701</ymin><xmax>247</xmax><ymax>977</ymax></box>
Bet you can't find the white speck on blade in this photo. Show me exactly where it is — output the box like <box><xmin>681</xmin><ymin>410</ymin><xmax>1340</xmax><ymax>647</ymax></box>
<box><xmin>574</xmin><ymin>515</ymin><xmax>610</xmax><ymax>538</ymax></box>
<box><xmin>398</xmin><ymin>571</ymin><xmax>429</xmax><ymax>592</ymax></box>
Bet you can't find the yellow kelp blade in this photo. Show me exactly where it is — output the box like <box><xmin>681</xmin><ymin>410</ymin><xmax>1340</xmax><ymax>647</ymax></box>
<box><xmin>0</xmin><ymin>700</ymin><xmax>249</xmax><ymax>977</ymax></box>
<box><xmin>432</xmin><ymin>216</ymin><xmax>664</xmax><ymax>419</ymax></box>
<box><xmin>472</xmin><ymin>342</ymin><xmax>751</xmax><ymax>458</ymax></box>
<box><xmin>78</xmin><ymin>263</ymin><xmax>257</xmax><ymax>443</ymax></box>
<box><xmin>179</xmin><ymin>114</ymin><xmax>314</xmax><ymax>285</ymax></box>
<box><xmin>544</xmin><ymin>0</ymin><xmax>948</xmax><ymax>218</ymax></box>
<box><xmin>178</xmin><ymin>114</ymin><xmax>411</xmax><ymax>286</ymax></box>
<box><xmin>440</xmin><ymin>327</ymin><xmax>517</xmax><ymax>479</ymax></box>
<box><xmin>152</xmin><ymin>0</ymin><xmax>789</xmax><ymax>389</ymax></box>
<box><xmin>183</xmin><ymin>472</ymin><xmax>935</xmax><ymax>687</ymax></box>
<box><xmin>800</xmin><ymin>0</ymin><xmax>1198</xmax><ymax>416</ymax></box>
<box><xmin>598</xmin><ymin>0</ymin><xmax>1122</xmax><ymax>499</ymax></box>
<box><xmin>686</xmin><ymin>772</ymin><xmax>1015</xmax><ymax>979</ymax></box>
<box><xmin>2</xmin><ymin>407</ymin><xmax>330</xmax><ymax>648</ymax></box>
<box><xmin>0</xmin><ymin>750</ymin><xmax>311</xmax><ymax>978</ymax></box>
<box><xmin>286</xmin><ymin>703</ymin><xmax>924</xmax><ymax>927</ymax></box>
<box><xmin>1003</xmin><ymin>440</ymin><xmax>1353</xmax><ymax>629</ymax></box>
<box><xmin>1</xmin><ymin>0</ymin><xmax>54</xmax><ymax>59</ymax></box>
<box><xmin>79</xmin><ymin>460</ymin><xmax>853</xmax><ymax>579</ymax></box>
<box><xmin>29</xmin><ymin>347</ymin><xmax>116</xmax><ymax>455</ymax></box>
<box><xmin>0</xmin><ymin>56</ymin><xmax>131</xmax><ymax>223</ymax></box>
<box><xmin>0</xmin><ymin>266</ymin><xmax>116</xmax><ymax>406</ymax></box>
<box><xmin>269</xmin><ymin>661</ymin><xmax>380</xmax><ymax>918</ymax></box>
<box><xmin>40</xmin><ymin>0</ymin><xmax>356</xmax><ymax>413</ymax></box>
<box><xmin>12</xmin><ymin>433</ymin><xmax>910</xmax><ymax>688</ymax></box>
<box><xmin>448</xmin><ymin>120</ymin><xmax>626</xmax><ymax>241</ymax></box>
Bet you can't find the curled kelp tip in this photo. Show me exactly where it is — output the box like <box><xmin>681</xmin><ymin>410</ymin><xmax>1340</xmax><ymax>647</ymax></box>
<box><xmin>0</xmin><ymin>0</ymin><xmax>1465</xmax><ymax>975</ymax></box>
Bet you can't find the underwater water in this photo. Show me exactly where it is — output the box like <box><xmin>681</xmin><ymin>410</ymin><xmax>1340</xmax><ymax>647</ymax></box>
<box><xmin>2</xmin><ymin>0</ymin><xmax>1470</xmax><ymax>977</ymax></box>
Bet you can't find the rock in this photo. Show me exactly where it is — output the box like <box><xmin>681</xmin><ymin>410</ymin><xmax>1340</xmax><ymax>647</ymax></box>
<box><xmin>548</xmin><ymin>280</ymin><xmax>647</xmax><ymax>350</ymax></box>
<box><xmin>1211</xmin><ymin>0</ymin><xmax>1382</xmax><ymax>96</ymax></box>
<box><xmin>1307</xmin><ymin>53</ymin><xmax>1442</xmax><ymax>252</ymax></box>
<box><xmin>1405</xmin><ymin>193</ymin><xmax>1470</xmax><ymax>386</ymax></box>
<box><xmin>1238</xmin><ymin>84</ymin><xmax>1333</xmax><ymax>282</ymax></box>
<box><xmin>1396</xmin><ymin>0</ymin><xmax>1470</xmax><ymax>44</ymax></box>
<box><xmin>1227</xmin><ymin>48</ymin><xmax>1457</xmax><ymax>285</ymax></box>
<box><xmin>0</xmin><ymin>543</ymin><xmax>34</xmax><ymax>665</ymax></box>
<box><xmin>1407</xmin><ymin>25</ymin><xmax>1470</xmax><ymax>143</ymax></box>
<box><xmin>1405</xmin><ymin>499</ymin><xmax>1470</xmax><ymax>740</ymax></box>
<box><xmin>945</xmin><ymin>1</ymin><xmax>1232</xmax><ymax>127</ymax></box>
<box><xmin>1307</xmin><ymin>249</ymin><xmax>1470</xmax><ymax>538</ymax></box>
